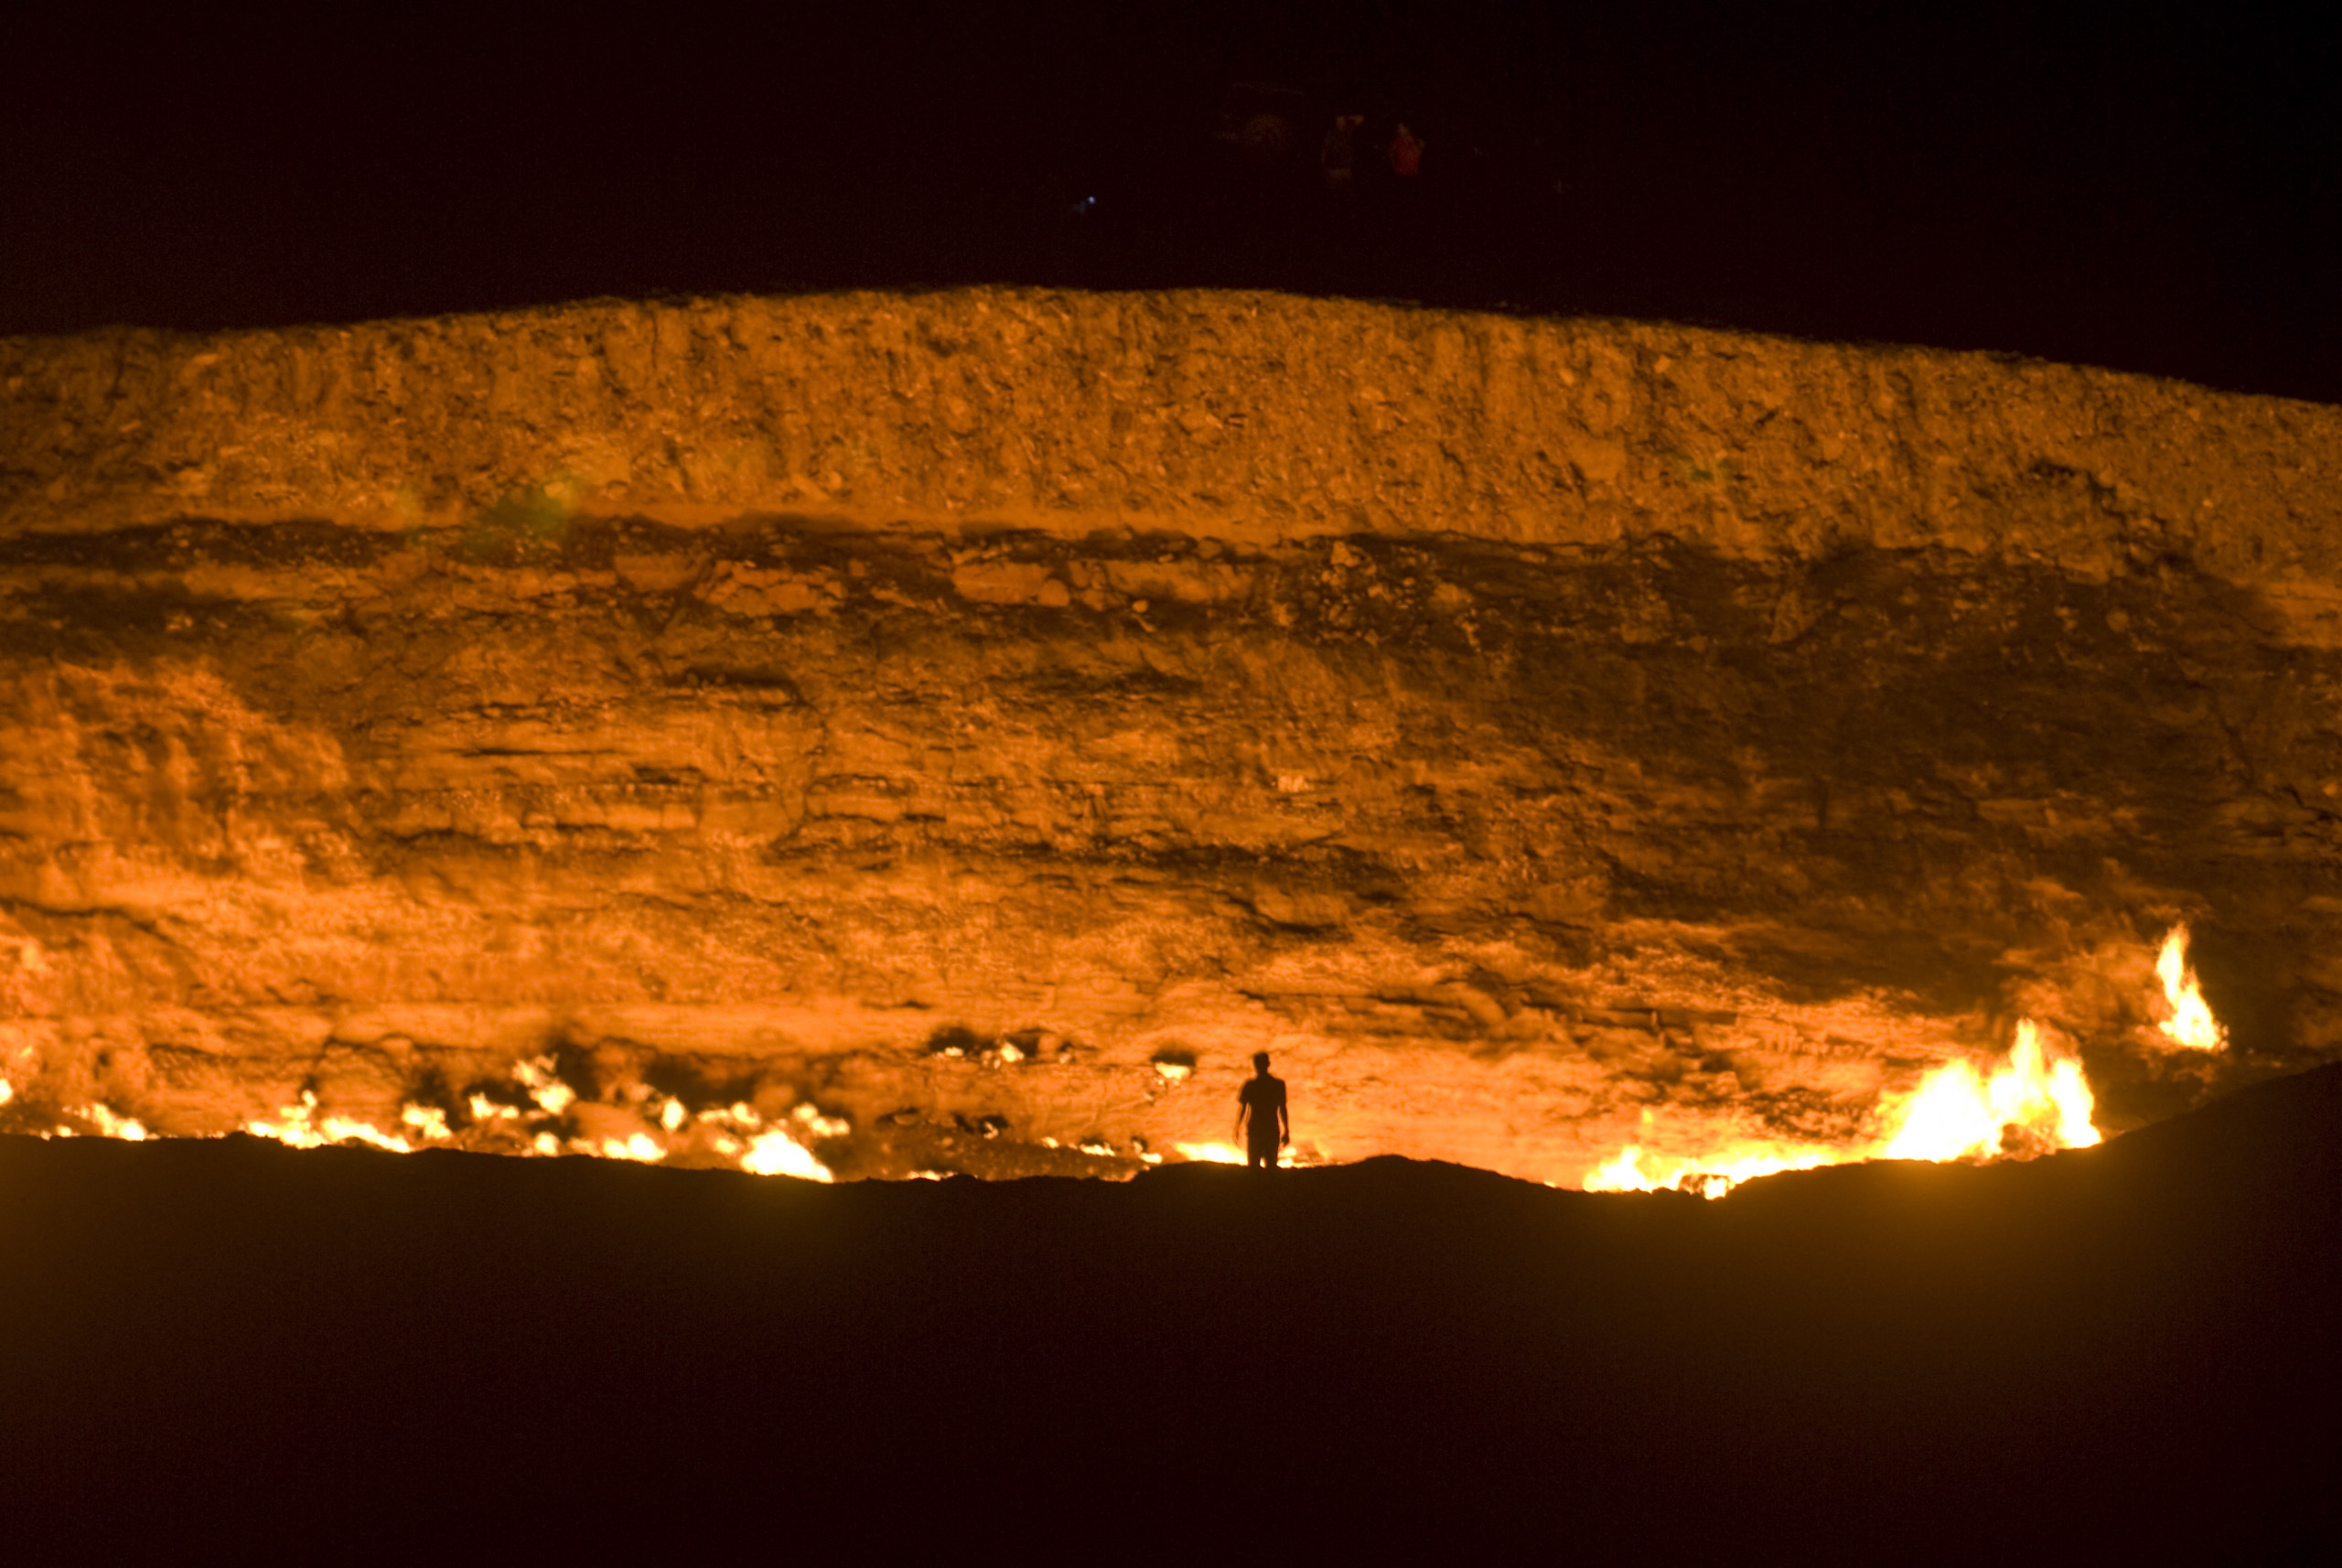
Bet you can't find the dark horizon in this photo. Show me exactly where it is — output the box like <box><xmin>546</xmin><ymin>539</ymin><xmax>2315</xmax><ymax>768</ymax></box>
<box><xmin>6</xmin><ymin>0</ymin><xmax>2337</xmax><ymax>403</ymax></box>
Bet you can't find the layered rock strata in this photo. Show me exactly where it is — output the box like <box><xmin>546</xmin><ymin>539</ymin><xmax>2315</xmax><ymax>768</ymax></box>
<box><xmin>2</xmin><ymin>289</ymin><xmax>2338</xmax><ymax>1182</ymax></box>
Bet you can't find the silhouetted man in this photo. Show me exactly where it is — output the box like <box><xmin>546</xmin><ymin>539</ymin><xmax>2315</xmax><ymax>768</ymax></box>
<box><xmin>1234</xmin><ymin>1051</ymin><xmax>1289</xmax><ymax>1169</ymax></box>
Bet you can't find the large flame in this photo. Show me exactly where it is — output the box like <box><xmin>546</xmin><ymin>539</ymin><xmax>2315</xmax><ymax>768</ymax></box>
<box><xmin>2154</xmin><ymin>923</ymin><xmax>2227</xmax><ymax>1050</ymax></box>
<box><xmin>1586</xmin><ymin>1017</ymin><xmax>2103</xmax><ymax>1198</ymax></box>
<box><xmin>1579</xmin><ymin>917</ymin><xmax>2236</xmax><ymax>1199</ymax></box>
<box><xmin>1876</xmin><ymin>1019</ymin><xmax>2100</xmax><ymax>1161</ymax></box>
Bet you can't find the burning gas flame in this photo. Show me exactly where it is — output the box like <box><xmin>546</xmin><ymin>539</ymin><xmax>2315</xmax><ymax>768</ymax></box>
<box><xmin>1585</xmin><ymin>1018</ymin><xmax>2100</xmax><ymax>1198</ymax></box>
<box><xmin>3</xmin><ymin>924</ymin><xmax>2229</xmax><ymax>1192</ymax></box>
<box><xmin>81</xmin><ymin>1102</ymin><xmax>150</xmax><ymax>1141</ymax></box>
<box><xmin>1585</xmin><ymin>1142</ymin><xmax>1842</xmax><ymax>1200</ymax></box>
<box><xmin>2154</xmin><ymin>923</ymin><xmax>2227</xmax><ymax>1050</ymax></box>
<box><xmin>701</xmin><ymin>1101</ymin><xmax>842</xmax><ymax>1181</ymax></box>
<box><xmin>1584</xmin><ymin>1144</ymin><xmax>1837</xmax><ymax>1200</ymax></box>
<box><xmin>1877</xmin><ymin>1019</ymin><xmax>2100</xmax><ymax>1161</ymax></box>
<box><xmin>1170</xmin><ymin>1139</ymin><xmax>1312</xmax><ymax>1167</ymax></box>
<box><xmin>511</xmin><ymin>1058</ymin><xmax>576</xmax><ymax>1116</ymax></box>
<box><xmin>1581</xmin><ymin>920</ymin><xmax>2230</xmax><ymax>1197</ymax></box>
<box><xmin>2</xmin><ymin>1053</ymin><xmax>840</xmax><ymax>1182</ymax></box>
<box><xmin>245</xmin><ymin>1090</ymin><xmax>415</xmax><ymax>1153</ymax></box>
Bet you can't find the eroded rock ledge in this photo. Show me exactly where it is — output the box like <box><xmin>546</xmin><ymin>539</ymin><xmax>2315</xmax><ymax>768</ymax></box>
<box><xmin>3</xmin><ymin>288</ymin><xmax>2338</xmax><ymax>1182</ymax></box>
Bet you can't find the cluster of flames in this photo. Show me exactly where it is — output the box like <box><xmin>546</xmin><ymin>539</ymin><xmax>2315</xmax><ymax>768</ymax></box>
<box><xmin>1</xmin><ymin>1053</ymin><xmax>841</xmax><ymax>1182</ymax></box>
<box><xmin>0</xmin><ymin>924</ymin><xmax>2229</xmax><ymax>1192</ymax></box>
<box><xmin>1586</xmin><ymin>924</ymin><xmax>2228</xmax><ymax>1198</ymax></box>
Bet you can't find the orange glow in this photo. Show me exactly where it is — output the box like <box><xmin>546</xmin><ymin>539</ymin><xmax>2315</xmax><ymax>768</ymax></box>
<box><xmin>4</xmin><ymin>926</ymin><xmax>2225</xmax><ymax>1191</ymax></box>
<box><xmin>1174</xmin><ymin>1139</ymin><xmax>1303</xmax><ymax>1167</ymax></box>
<box><xmin>244</xmin><ymin>1090</ymin><xmax>412</xmax><ymax>1153</ymax></box>
<box><xmin>737</xmin><ymin>1130</ymin><xmax>831</xmax><ymax>1180</ymax></box>
<box><xmin>400</xmin><ymin>1104</ymin><xmax>453</xmax><ymax>1142</ymax></box>
<box><xmin>4</xmin><ymin>1052</ymin><xmax>843</xmax><ymax>1183</ymax></box>
<box><xmin>81</xmin><ymin>1102</ymin><xmax>150</xmax><ymax>1142</ymax></box>
<box><xmin>2154</xmin><ymin>924</ymin><xmax>2227</xmax><ymax>1050</ymax></box>
<box><xmin>511</xmin><ymin>1058</ymin><xmax>576</xmax><ymax>1115</ymax></box>
<box><xmin>686</xmin><ymin>1101</ymin><xmax>837</xmax><ymax>1181</ymax></box>
<box><xmin>1876</xmin><ymin>1019</ymin><xmax>2100</xmax><ymax>1161</ymax></box>
<box><xmin>1582</xmin><ymin>1141</ymin><xmax>1842</xmax><ymax>1199</ymax></box>
<box><xmin>1585</xmin><ymin>1017</ymin><xmax>2105</xmax><ymax>1197</ymax></box>
<box><xmin>1574</xmin><ymin>920</ymin><xmax>2236</xmax><ymax>1197</ymax></box>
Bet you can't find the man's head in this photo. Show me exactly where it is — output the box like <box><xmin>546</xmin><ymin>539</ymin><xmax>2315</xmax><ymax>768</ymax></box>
<box><xmin>1252</xmin><ymin>1051</ymin><xmax>1271</xmax><ymax>1074</ymax></box>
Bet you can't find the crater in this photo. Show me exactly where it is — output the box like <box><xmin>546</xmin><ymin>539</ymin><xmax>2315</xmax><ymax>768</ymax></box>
<box><xmin>2</xmin><ymin>287</ymin><xmax>2336</xmax><ymax>1187</ymax></box>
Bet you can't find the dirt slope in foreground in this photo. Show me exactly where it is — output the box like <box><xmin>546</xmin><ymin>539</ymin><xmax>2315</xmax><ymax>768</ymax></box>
<box><xmin>1</xmin><ymin>1064</ymin><xmax>2334</xmax><ymax>1559</ymax></box>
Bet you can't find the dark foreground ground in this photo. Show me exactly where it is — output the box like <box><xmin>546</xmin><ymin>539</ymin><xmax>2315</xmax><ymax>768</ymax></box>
<box><xmin>5</xmin><ymin>1069</ymin><xmax>2337</xmax><ymax>1563</ymax></box>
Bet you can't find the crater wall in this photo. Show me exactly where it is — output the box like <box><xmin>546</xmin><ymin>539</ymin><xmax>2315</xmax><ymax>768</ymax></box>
<box><xmin>4</xmin><ymin>288</ymin><xmax>2339</xmax><ymax>1182</ymax></box>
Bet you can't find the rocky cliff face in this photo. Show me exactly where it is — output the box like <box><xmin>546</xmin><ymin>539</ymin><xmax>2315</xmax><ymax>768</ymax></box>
<box><xmin>3</xmin><ymin>288</ymin><xmax>2338</xmax><ymax>1183</ymax></box>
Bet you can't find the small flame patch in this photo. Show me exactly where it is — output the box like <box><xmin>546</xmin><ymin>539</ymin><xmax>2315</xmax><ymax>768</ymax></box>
<box><xmin>2</xmin><ymin>1053</ymin><xmax>842</xmax><ymax>1183</ymax></box>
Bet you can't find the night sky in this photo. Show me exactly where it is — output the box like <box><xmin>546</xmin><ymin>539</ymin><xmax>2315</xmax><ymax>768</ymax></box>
<box><xmin>5</xmin><ymin>0</ymin><xmax>2335</xmax><ymax>403</ymax></box>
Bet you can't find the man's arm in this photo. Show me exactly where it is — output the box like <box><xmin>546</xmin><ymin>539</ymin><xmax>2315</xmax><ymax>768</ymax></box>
<box><xmin>1234</xmin><ymin>1090</ymin><xmax>1249</xmax><ymax>1142</ymax></box>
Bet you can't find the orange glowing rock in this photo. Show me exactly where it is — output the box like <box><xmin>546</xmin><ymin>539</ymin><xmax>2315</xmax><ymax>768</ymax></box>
<box><xmin>0</xmin><ymin>293</ymin><xmax>2321</xmax><ymax>1184</ymax></box>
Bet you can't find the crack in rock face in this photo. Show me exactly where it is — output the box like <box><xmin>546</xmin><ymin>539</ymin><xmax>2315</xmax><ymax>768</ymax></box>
<box><xmin>1</xmin><ymin>288</ymin><xmax>2337</xmax><ymax>1185</ymax></box>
